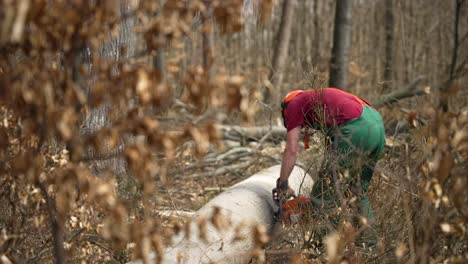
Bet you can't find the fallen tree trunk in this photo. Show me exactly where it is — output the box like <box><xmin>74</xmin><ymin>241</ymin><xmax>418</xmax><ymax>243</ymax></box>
<box><xmin>219</xmin><ymin>125</ymin><xmax>286</xmax><ymax>143</ymax></box>
<box><xmin>130</xmin><ymin>165</ymin><xmax>314</xmax><ymax>264</ymax></box>
<box><xmin>373</xmin><ymin>76</ymin><xmax>429</xmax><ymax>108</ymax></box>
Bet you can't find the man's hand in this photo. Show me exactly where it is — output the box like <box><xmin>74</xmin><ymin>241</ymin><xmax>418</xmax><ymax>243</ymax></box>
<box><xmin>272</xmin><ymin>178</ymin><xmax>295</xmax><ymax>204</ymax></box>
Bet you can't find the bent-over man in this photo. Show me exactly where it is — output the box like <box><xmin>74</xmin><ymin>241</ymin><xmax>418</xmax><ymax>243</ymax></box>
<box><xmin>273</xmin><ymin>88</ymin><xmax>385</xmax><ymax>224</ymax></box>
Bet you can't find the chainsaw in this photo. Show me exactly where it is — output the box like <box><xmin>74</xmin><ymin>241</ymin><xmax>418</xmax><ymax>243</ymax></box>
<box><xmin>273</xmin><ymin>194</ymin><xmax>313</xmax><ymax>225</ymax></box>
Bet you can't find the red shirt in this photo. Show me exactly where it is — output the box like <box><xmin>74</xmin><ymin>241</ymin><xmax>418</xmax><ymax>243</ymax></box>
<box><xmin>284</xmin><ymin>88</ymin><xmax>370</xmax><ymax>131</ymax></box>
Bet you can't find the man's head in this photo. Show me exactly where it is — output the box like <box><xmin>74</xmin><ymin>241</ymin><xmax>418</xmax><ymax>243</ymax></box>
<box><xmin>281</xmin><ymin>90</ymin><xmax>304</xmax><ymax>127</ymax></box>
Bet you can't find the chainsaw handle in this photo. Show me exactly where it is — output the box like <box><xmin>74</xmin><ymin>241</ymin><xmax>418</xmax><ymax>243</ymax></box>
<box><xmin>272</xmin><ymin>187</ymin><xmax>296</xmax><ymax>205</ymax></box>
<box><xmin>272</xmin><ymin>188</ymin><xmax>281</xmax><ymax>205</ymax></box>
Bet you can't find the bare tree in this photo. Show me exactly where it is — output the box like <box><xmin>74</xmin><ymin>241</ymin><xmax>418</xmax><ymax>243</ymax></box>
<box><xmin>266</xmin><ymin>0</ymin><xmax>295</xmax><ymax>103</ymax></box>
<box><xmin>383</xmin><ymin>0</ymin><xmax>395</xmax><ymax>92</ymax></box>
<box><xmin>202</xmin><ymin>0</ymin><xmax>215</xmax><ymax>79</ymax></box>
<box><xmin>80</xmin><ymin>0</ymin><xmax>138</xmax><ymax>177</ymax></box>
<box><xmin>440</xmin><ymin>0</ymin><xmax>466</xmax><ymax>112</ymax></box>
<box><xmin>312</xmin><ymin>0</ymin><xmax>320</xmax><ymax>63</ymax></box>
<box><xmin>329</xmin><ymin>0</ymin><xmax>353</xmax><ymax>90</ymax></box>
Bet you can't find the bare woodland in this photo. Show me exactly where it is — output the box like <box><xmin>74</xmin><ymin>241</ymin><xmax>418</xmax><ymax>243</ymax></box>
<box><xmin>0</xmin><ymin>0</ymin><xmax>467</xmax><ymax>263</ymax></box>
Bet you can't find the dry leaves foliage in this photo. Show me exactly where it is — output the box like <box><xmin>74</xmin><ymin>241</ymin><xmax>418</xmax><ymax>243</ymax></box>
<box><xmin>0</xmin><ymin>0</ymin><xmax>265</xmax><ymax>262</ymax></box>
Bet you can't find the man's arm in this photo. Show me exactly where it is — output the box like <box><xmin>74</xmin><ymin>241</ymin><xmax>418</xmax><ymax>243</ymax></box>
<box><xmin>279</xmin><ymin>126</ymin><xmax>301</xmax><ymax>185</ymax></box>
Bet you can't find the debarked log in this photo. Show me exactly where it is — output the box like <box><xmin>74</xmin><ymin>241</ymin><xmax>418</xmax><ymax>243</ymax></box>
<box><xmin>129</xmin><ymin>165</ymin><xmax>314</xmax><ymax>264</ymax></box>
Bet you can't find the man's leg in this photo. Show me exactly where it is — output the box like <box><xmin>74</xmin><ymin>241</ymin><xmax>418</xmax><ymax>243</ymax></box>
<box><xmin>332</xmin><ymin>106</ymin><xmax>385</xmax><ymax>222</ymax></box>
<box><xmin>358</xmin><ymin>160</ymin><xmax>376</xmax><ymax>221</ymax></box>
<box><xmin>347</xmin><ymin>107</ymin><xmax>385</xmax><ymax>247</ymax></box>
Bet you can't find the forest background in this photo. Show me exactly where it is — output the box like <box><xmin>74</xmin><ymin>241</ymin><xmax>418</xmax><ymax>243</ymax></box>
<box><xmin>0</xmin><ymin>0</ymin><xmax>467</xmax><ymax>263</ymax></box>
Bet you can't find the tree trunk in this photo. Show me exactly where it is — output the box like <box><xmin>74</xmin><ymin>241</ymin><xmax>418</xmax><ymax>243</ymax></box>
<box><xmin>265</xmin><ymin>0</ymin><xmax>295</xmax><ymax>103</ymax></box>
<box><xmin>312</xmin><ymin>0</ymin><xmax>320</xmax><ymax>64</ymax></box>
<box><xmin>151</xmin><ymin>1</ymin><xmax>166</xmax><ymax>79</ymax></box>
<box><xmin>153</xmin><ymin>49</ymin><xmax>166</xmax><ymax>81</ymax></box>
<box><xmin>440</xmin><ymin>0</ymin><xmax>464</xmax><ymax>112</ymax></box>
<box><xmin>329</xmin><ymin>0</ymin><xmax>353</xmax><ymax>90</ymax></box>
<box><xmin>202</xmin><ymin>1</ymin><xmax>215</xmax><ymax>79</ymax></box>
<box><xmin>382</xmin><ymin>0</ymin><xmax>395</xmax><ymax>92</ymax></box>
<box><xmin>80</xmin><ymin>0</ymin><xmax>139</xmax><ymax>177</ymax></box>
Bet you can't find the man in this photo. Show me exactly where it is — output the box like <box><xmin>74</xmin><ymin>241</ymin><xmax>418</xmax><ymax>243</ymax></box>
<box><xmin>273</xmin><ymin>88</ymin><xmax>385</xmax><ymax>222</ymax></box>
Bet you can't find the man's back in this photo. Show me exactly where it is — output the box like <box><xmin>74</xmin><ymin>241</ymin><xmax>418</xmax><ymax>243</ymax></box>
<box><xmin>284</xmin><ymin>88</ymin><xmax>368</xmax><ymax>130</ymax></box>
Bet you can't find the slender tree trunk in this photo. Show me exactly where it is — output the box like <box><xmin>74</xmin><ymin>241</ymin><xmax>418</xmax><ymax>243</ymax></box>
<box><xmin>202</xmin><ymin>1</ymin><xmax>215</xmax><ymax>79</ymax></box>
<box><xmin>329</xmin><ymin>0</ymin><xmax>353</xmax><ymax>90</ymax></box>
<box><xmin>297</xmin><ymin>2</ymin><xmax>306</xmax><ymax>72</ymax></box>
<box><xmin>312</xmin><ymin>0</ymin><xmax>320</xmax><ymax>64</ymax></box>
<box><xmin>440</xmin><ymin>0</ymin><xmax>464</xmax><ymax>112</ymax></box>
<box><xmin>383</xmin><ymin>0</ymin><xmax>395</xmax><ymax>92</ymax></box>
<box><xmin>265</xmin><ymin>0</ymin><xmax>295</xmax><ymax>103</ymax></box>
<box><xmin>153</xmin><ymin>50</ymin><xmax>166</xmax><ymax>80</ymax></box>
<box><xmin>152</xmin><ymin>0</ymin><xmax>166</xmax><ymax>79</ymax></box>
<box><xmin>371</xmin><ymin>1</ymin><xmax>379</xmax><ymax>89</ymax></box>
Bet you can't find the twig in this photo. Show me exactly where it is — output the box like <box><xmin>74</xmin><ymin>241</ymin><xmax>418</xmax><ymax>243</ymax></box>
<box><xmin>381</xmin><ymin>181</ymin><xmax>419</xmax><ymax>198</ymax></box>
<box><xmin>403</xmin><ymin>144</ymin><xmax>416</xmax><ymax>263</ymax></box>
<box><xmin>189</xmin><ymin>160</ymin><xmax>253</xmax><ymax>178</ymax></box>
<box><xmin>86</xmin><ymin>239</ymin><xmax>113</xmax><ymax>257</ymax></box>
<box><xmin>36</xmin><ymin>181</ymin><xmax>65</xmax><ymax>264</ymax></box>
<box><xmin>173</xmin><ymin>147</ymin><xmax>253</xmax><ymax>176</ymax></box>
<box><xmin>164</xmin><ymin>189</ymin><xmax>191</xmax><ymax>219</ymax></box>
<box><xmin>216</xmin><ymin>147</ymin><xmax>252</xmax><ymax>161</ymax></box>
<box><xmin>27</xmin><ymin>225</ymin><xmax>85</xmax><ymax>263</ymax></box>
<box><xmin>26</xmin><ymin>242</ymin><xmax>52</xmax><ymax>264</ymax></box>
<box><xmin>156</xmin><ymin>210</ymin><xmax>195</xmax><ymax>219</ymax></box>
<box><xmin>330</xmin><ymin>141</ymin><xmax>347</xmax><ymax>215</ymax></box>
<box><xmin>203</xmin><ymin>187</ymin><xmax>227</xmax><ymax>192</ymax></box>
<box><xmin>255</xmin><ymin>130</ymin><xmax>273</xmax><ymax>149</ymax></box>
<box><xmin>365</xmin><ymin>246</ymin><xmax>396</xmax><ymax>263</ymax></box>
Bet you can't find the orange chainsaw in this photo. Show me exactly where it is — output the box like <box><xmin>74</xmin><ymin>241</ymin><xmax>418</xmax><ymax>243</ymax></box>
<box><xmin>273</xmin><ymin>194</ymin><xmax>313</xmax><ymax>225</ymax></box>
